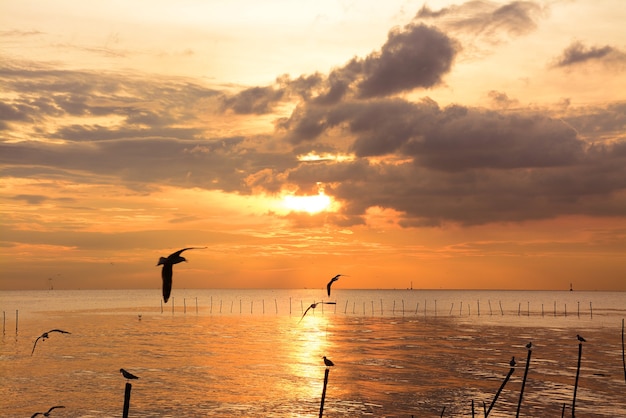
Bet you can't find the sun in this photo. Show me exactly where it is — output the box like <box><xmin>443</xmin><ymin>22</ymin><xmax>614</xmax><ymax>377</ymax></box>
<box><xmin>282</xmin><ymin>193</ymin><xmax>333</xmax><ymax>214</ymax></box>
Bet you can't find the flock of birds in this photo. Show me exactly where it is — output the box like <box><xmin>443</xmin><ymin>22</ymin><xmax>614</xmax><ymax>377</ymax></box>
<box><xmin>29</xmin><ymin>248</ymin><xmax>590</xmax><ymax>416</ymax></box>
<box><xmin>28</xmin><ymin>249</ymin><xmax>341</xmax><ymax>416</ymax></box>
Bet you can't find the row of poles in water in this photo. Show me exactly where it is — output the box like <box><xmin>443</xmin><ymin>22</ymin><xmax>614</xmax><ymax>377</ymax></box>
<box><xmin>1</xmin><ymin>299</ymin><xmax>595</xmax><ymax>334</ymax></box>
<box><xmin>158</xmin><ymin>297</ymin><xmax>594</xmax><ymax>318</ymax></box>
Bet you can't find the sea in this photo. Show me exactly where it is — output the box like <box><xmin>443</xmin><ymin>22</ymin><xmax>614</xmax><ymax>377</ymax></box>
<box><xmin>1</xmin><ymin>289</ymin><xmax>625</xmax><ymax>417</ymax></box>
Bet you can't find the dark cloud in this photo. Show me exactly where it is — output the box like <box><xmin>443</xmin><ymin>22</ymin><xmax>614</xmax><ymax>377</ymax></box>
<box><xmin>553</xmin><ymin>41</ymin><xmax>626</xmax><ymax>67</ymax></box>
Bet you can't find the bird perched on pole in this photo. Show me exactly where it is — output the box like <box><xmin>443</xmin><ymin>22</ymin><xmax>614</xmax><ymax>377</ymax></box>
<box><xmin>509</xmin><ymin>356</ymin><xmax>516</xmax><ymax>367</ymax></box>
<box><xmin>323</xmin><ymin>356</ymin><xmax>334</xmax><ymax>367</ymax></box>
<box><xmin>120</xmin><ymin>368</ymin><xmax>140</xmax><ymax>381</ymax></box>
<box><xmin>526</xmin><ymin>341</ymin><xmax>533</xmax><ymax>350</ymax></box>
<box><xmin>576</xmin><ymin>334</ymin><xmax>586</xmax><ymax>343</ymax></box>
<box><xmin>157</xmin><ymin>247</ymin><xmax>206</xmax><ymax>303</ymax></box>
<box><xmin>326</xmin><ymin>274</ymin><xmax>347</xmax><ymax>297</ymax></box>
<box><xmin>31</xmin><ymin>329</ymin><xmax>71</xmax><ymax>356</ymax></box>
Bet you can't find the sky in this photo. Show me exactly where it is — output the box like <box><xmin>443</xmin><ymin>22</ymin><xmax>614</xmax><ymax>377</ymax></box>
<box><xmin>1</xmin><ymin>0</ymin><xmax>625</xmax><ymax>291</ymax></box>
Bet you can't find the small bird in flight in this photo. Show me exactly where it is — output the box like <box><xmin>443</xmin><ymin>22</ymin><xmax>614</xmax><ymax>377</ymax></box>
<box><xmin>31</xmin><ymin>406</ymin><xmax>65</xmax><ymax>417</ymax></box>
<box><xmin>326</xmin><ymin>274</ymin><xmax>347</xmax><ymax>297</ymax></box>
<box><xmin>526</xmin><ymin>342</ymin><xmax>533</xmax><ymax>350</ymax></box>
<box><xmin>509</xmin><ymin>356</ymin><xmax>516</xmax><ymax>367</ymax></box>
<box><xmin>299</xmin><ymin>302</ymin><xmax>337</xmax><ymax>322</ymax></box>
<box><xmin>577</xmin><ymin>334</ymin><xmax>586</xmax><ymax>343</ymax></box>
<box><xmin>31</xmin><ymin>329</ymin><xmax>71</xmax><ymax>356</ymax></box>
<box><xmin>120</xmin><ymin>368</ymin><xmax>140</xmax><ymax>380</ymax></box>
<box><xmin>157</xmin><ymin>247</ymin><xmax>206</xmax><ymax>303</ymax></box>
<box><xmin>323</xmin><ymin>356</ymin><xmax>334</xmax><ymax>367</ymax></box>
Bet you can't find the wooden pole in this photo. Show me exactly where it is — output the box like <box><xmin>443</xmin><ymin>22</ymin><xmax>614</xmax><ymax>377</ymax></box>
<box><xmin>15</xmin><ymin>310</ymin><xmax>18</xmax><ymax>334</ymax></box>
<box><xmin>622</xmin><ymin>318</ymin><xmax>625</xmax><ymax>384</ymax></box>
<box><xmin>572</xmin><ymin>342</ymin><xmax>583</xmax><ymax>417</ymax></box>
<box><xmin>122</xmin><ymin>382</ymin><xmax>132</xmax><ymax>418</ymax></box>
<box><xmin>486</xmin><ymin>366</ymin><xmax>515</xmax><ymax>417</ymax></box>
<box><xmin>319</xmin><ymin>367</ymin><xmax>330</xmax><ymax>417</ymax></box>
<box><xmin>516</xmin><ymin>347</ymin><xmax>533</xmax><ymax>417</ymax></box>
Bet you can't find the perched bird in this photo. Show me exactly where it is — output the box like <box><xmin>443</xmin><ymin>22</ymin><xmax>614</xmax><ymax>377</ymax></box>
<box><xmin>31</xmin><ymin>329</ymin><xmax>71</xmax><ymax>356</ymax></box>
<box><xmin>526</xmin><ymin>341</ymin><xmax>533</xmax><ymax>350</ymax></box>
<box><xmin>323</xmin><ymin>356</ymin><xmax>335</xmax><ymax>367</ymax></box>
<box><xmin>31</xmin><ymin>406</ymin><xmax>65</xmax><ymax>417</ymax></box>
<box><xmin>326</xmin><ymin>274</ymin><xmax>347</xmax><ymax>297</ymax></box>
<box><xmin>157</xmin><ymin>247</ymin><xmax>206</xmax><ymax>303</ymax></box>
<box><xmin>577</xmin><ymin>334</ymin><xmax>586</xmax><ymax>343</ymax></box>
<box><xmin>509</xmin><ymin>356</ymin><xmax>516</xmax><ymax>367</ymax></box>
<box><xmin>120</xmin><ymin>368</ymin><xmax>140</xmax><ymax>380</ymax></box>
<box><xmin>299</xmin><ymin>302</ymin><xmax>337</xmax><ymax>322</ymax></box>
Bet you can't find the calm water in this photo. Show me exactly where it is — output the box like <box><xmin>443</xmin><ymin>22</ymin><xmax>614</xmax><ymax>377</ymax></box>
<box><xmin>1</xmin><ymin>289</ymin><xmax>625</xmax><ymax>417</ymax></box>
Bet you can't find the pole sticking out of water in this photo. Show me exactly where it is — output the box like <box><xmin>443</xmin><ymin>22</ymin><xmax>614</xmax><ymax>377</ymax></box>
<box><xmin>183</xmin><ymin>298</ymin><xmax>186</xmax><ymax>314</ymax></box>
<box><xmin>160</xmin><ymin>299</ymin><xmax>163</xmax><ymax>314</ymax></box>
<box><xmin>2</xmin><ymin>311</ymin><xmax>4</xmax><ymax>335</ymax></box>
<box><xmin>486</xmin><ymin>362</ymin><xmax>515</xmax><ymax>417</ymax></box>
<box><xmin>499</xmin><ymin>301</ymin><xmax>504</xmax><ymax>316</ymax></box>
<box><xmin>589</xmin><ymin>302</ymin><xmax>592</xmax><ymax>319</ymax></box>
<box><xmin>622</xmin><ymin>318</ymin><xmax>626</xmax><ymax>382</ymax></box>
<box><xmin>572</xmin><ymin>339</ymin><xmax>584</xmax><ymax>417</ymax></box>
<box><xmin>16</xmin><ymin>310</ymin><xmax>18</xmax><ymax>334</ymax></box>
<box><xmin>122</xmin><ymin>382</ymin><xmax>132</xmax><ymax>418</ymax></box>
<box><xmin>319</xmin><ymin>367</ymin><xmax>330</xmax><ymax>418</ymax></box>
<box><xmin>516</xmin><ymin>345</ymin><xmax>533</xmax><ymax>417</ymax></box>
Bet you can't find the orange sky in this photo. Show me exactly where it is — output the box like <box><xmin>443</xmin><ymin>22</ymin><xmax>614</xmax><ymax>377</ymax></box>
<box><xmin>1</xmin><ymin>1</ymin><xmax>625</xmax><ymax>291</ymax></box>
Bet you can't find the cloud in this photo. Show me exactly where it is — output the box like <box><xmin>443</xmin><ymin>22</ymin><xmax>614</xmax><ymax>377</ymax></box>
<box><xmin>553</xmin><ymin>41</ymin><xmax>626</xmax><ymax>67</ymax></box>
<box><xmin>416</xmin><ymin>0</ymin><xmax>545</xmax><ymax>40</ymax></box>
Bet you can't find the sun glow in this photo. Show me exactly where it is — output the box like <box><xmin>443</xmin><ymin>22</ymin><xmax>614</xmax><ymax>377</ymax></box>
<box><xmin>282</xmin><ymin>193</ymin><xmax>333</xmax><ymax>214</ymax></box>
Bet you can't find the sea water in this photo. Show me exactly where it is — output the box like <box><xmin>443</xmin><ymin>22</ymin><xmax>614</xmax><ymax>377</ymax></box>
<box><xmin>1</xmin><ymin>289</ymin><xmax>625</xmax><ymax>417</ymax></box>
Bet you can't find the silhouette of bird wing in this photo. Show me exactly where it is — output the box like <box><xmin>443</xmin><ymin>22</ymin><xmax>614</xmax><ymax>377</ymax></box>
<box><xmin>161</xmin><ymin>262</ymin><xmax>173</xmax><ymax>303</ymax></box>
<box><xmin>31</xmin><ymin>335</ymin><xmax>43</xmax><ymax>356</ymax></box>
<box><xmin>326</xmin><ymin>279</ymin><xmax>334</xmax><ymax>297</ymax></box>
<box><xmin>45</xmin><ymin>406</ymin><xmax>65</xmax><ymax>415</ymax></box>
<box><xmin>299</xmin><ymin>304</ymin><xmax>316</xmax><ymax>322</ymax></box>
<box><xmin>120</xmin><ymin>368</ymin><xmax>139</xmax><ymax>379</ymax></box>
<box><xmin>168</xmin><ymin>247</ymin><xmax>206</xmax><ymax>260</ymax></box>
<box><xmin>48</xmin><ymin>329</ymin><xmax>70</xmax><ymax>334</ymax></box>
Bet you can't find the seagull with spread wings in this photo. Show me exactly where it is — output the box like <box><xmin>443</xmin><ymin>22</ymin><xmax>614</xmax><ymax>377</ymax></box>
<box><xmin>157</xmin><ymin>247</ymin><xmax>206</xmax><ymax>303</ymax></box>
<box><xmin>326</xmin><ymin>274</ymin><xmax>347</xmax><ymax>297</ymax></box>
<box><xmin>31</xmin><ymin>329</ymin><xmax>71</xmax><ymax>356</ymax></box>
<box><xmin>31</xmin><ymin>405</ymin><xmax>65</xmax><ymax>417</ymax></box>
<box><xmin>299</xmin><ymin>302</ymin><xmax>336</xmax><ymax>323</ymax></box>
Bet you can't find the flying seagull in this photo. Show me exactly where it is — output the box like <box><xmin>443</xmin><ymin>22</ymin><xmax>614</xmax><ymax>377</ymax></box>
<box><xmin>577</xmin><ymin>334</ymin><xmax>586</xmax><ymax>343</ymax></box>
<box><xmin>323</xmin><ymin>356</ymin><xmax>334</xmax><ymax>367</ymax></box>
<box><xmin>120</xmin><ymin>368</ymin><xmax>140</xmax><ymax>380</ymax></box>
<box><xmin>31</xmin><ymin>329</ymin><xmax>71</xmax><ymax>356</ymax></box>
<box><xmin>31</xmin><ymin>406</ymin><xmax>65</xmax><ymax>417</ymax></box>
<box><xmin>299</xmin><ymin>302</ymin><xmax>337</xmax><ymax>323</ymax></box>
<box><xmin>509</xmin><ymin>356</ymin><xmax>516</xmax><ymax>367</ymax></box>
<box><xmin>157</xmin><ymin>247</ymin><xmax>206</xmax><ymax>303</ymax></box>
<box><xmin>526</xmin><ymin>341</ymin><xmax>533</xmax><ymax>350</ymax></box>
<box><xmin>326</xmin><ymin>274</ymin><xmax>347</xmax><ymax>297</ymax></box>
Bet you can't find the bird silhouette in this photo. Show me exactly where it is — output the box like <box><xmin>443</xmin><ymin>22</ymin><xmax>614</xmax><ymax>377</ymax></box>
<box><xmin>157</xmin><ymin>247</ymin><xmax>206</xmax><ymax>303</ymax></box>
<box><xmin>577</xmin><ymin>334</ymin><xmax>586</xmax><ymax>343</ymax></box>
<box><xmin>326</xmin><ymin>274</ymin><xmax>347</xmax><ymax>297</ymax></box>
<box><xmin>31</xmin><ymin>329</ymin><xmax>71</xmax><ymax>356</ymax></box>
<box><xmin>120</xmin><ymin>368</ymin><xmax>139</xmax><ymax>380</ymax></box>
<box><xmin>299</xmin><ymin>302</ymin><xmax>337</xmax><ymax>322</ymax></box>
<box><xmin>31</xmin><ymin>406</ymin><xmax>65</xmax><ymax>417</ymax></box>
<box><xmin>526</xmin><ymin>341</ymin><xmax>532</xmax><ymax>350</ymax></box>
<box><xmin>323</xmin><ymin>356</ymin><xmax>334</xmax><ymax>367</ymax></box>
<box><xmin>510</xmin><ymin>356</ymin><xmax>516</xmax><ymax>367</ymax></box>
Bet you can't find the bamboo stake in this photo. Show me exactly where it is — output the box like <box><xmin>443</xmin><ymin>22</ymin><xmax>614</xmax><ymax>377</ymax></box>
<box><xmin>516</xmin><ymin>346</ymin><xmax>532</xmax><ymax>417</ymax></box>
<box><xmin>486</xmin><ymin>364</ymin><xmax>515</xmax><ymax>417</ymax></box>
<box><xmin>122</xmin><ymin>382</ymin><xmax>132</xmax><ymax>418</ymax></box>
<box><xmin>572</xmin><ymin>340</ymin><xmax>584</xmax><ymax>417</ymax></box>
<box><xmin>319</xmin><ymin>368</ymin><xmax>330</xmax><ymax>417</ymax></box>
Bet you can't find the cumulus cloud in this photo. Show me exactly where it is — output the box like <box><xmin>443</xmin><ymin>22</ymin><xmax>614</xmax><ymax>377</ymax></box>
<box><xmin>1</xmin><ymin>1</ymin><xmax>625</xmax><ymax>229</ymax></box>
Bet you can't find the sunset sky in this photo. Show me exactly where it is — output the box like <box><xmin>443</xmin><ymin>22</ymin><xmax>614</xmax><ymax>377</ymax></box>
<box><xmin>1</xmin><ymin>0</ymin><xmax>625</xmax><ymax>291</ymax></box>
